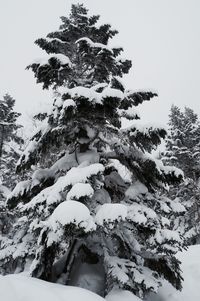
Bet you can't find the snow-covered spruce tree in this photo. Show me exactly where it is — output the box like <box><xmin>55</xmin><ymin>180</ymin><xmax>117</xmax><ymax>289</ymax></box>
<box><xmin>164</xmin><ymin>105</ymin><xmax>200</xmax><ymax>179</ymax></box>
<box><xmin>163</xmin><ymin>105</ymin><xmax>200</xmax><ymax>243</ymax></box>
<box><xmin>2</xmin><ymin>4</ymin><xmax>185</xmax><ymax>298</ymax></box>
<box><xmin>0</xmin><ymin>94</ymin><xmax>23</xmax><ymax>239</ymax></box>
<box><xmin>0</xmin><ymin>94</ymin><xmax>24</xmax><ymax>191</ymax></box>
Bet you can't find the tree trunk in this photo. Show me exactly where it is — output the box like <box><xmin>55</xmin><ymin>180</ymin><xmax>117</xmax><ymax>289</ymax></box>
<box><xmin>67</xmin><ymin>245</ymin><xmax>106</xmax><ymax>296</ymax></box>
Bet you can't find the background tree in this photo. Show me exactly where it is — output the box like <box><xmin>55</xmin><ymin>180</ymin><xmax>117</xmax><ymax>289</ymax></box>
<box><xmin>163</xmin><ymin>105</ymin><xmax>200</xmax><ymax>243</ymax></box>
<box><xmin>1</xmin><ymin>4</ymin><xmax>185</xmax><ymax>299</ymax></box>
<box><xmin>0</xmin><ymin>94</ymin><xmax>24</xmax><ymax>190</ymax></box>
<box><xmin>0</xmin><ymin>94</ymin><xmax>23</xmax><ymax>259</ymax></box>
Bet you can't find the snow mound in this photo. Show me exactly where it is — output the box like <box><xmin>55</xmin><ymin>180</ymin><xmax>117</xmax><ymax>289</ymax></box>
<box><xmin>0</xmin><ymin>274</ymin><xmax>105</xmax><ymax>301</ymax></box>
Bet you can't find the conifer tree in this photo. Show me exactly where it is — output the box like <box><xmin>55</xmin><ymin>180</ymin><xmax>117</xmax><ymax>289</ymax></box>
<box><xmin>0</xmin><ymin>94</ymin><xmax>24</xmax><ymax>190</ymax></box>
<box><xmin>164</xmin><ymin>105</ymin><xmax>200</xmax><ymax>179</ymax></box>
<box><xmin>1</xmin><ymin>5</ymin><xmax>185</xmax><ymax>298</ymax></box>
<box><xmin>163</xmin><ymin>105</ymin><xmax>200</xmax><ymax>243</ymax></box>
<box><xmin>0</xmin><ymin>94</ymin><xmax>23</xmax><ymax>255</ymax></box>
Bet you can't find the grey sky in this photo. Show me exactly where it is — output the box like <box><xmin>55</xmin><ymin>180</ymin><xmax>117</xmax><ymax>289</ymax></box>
<box><xmin>0</xmin><ymin>0</ymin><xmax>200</xmax><ymax>126</ymax></box>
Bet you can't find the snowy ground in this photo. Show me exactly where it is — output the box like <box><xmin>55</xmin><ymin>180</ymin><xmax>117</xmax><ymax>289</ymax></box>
<box><xmin>0</xmin><ymin>245</ymin><xmax>199</xmax><ymax>301</ymax></box>
<box><xmin>0</xmin><ymin>274</ymin><xmax>105</xmax><ymax>301</ymax></box>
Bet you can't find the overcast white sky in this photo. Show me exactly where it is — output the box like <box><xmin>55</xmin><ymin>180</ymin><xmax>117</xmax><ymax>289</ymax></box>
<box><xmin>0</xmin><ymin>0</ymin><xmax>200</xmax><ymax>126</ymax></box>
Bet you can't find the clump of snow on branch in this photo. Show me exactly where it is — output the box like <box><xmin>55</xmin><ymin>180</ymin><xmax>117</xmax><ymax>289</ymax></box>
<box><xmin>33</xmin><ymin>53</ymin><xmax>72</xmax><ymax>67</ymax></box>
<box><xmin>95</xmin><ymin>203</ymin><xmax>127</xmax><ymax>226</ymax></box>
<box><xmin>49</xmin><ymin>200</ymin><xmax>96</xmax><ymax>232</ymax></box>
